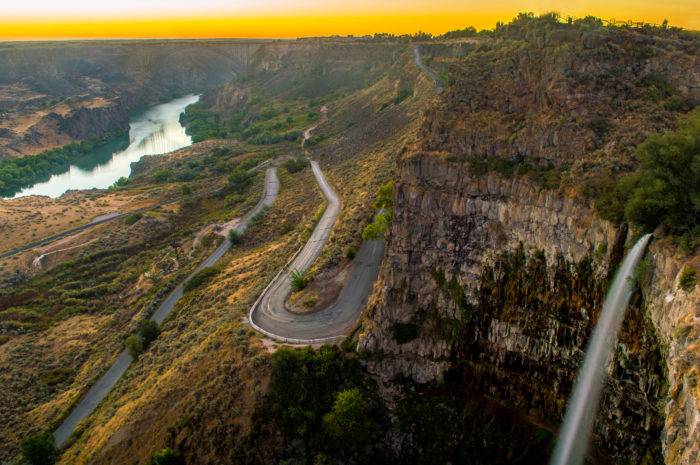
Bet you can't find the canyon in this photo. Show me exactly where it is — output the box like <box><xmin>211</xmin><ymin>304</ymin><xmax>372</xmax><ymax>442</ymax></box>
<box><xmin>0</xmin><ymin>15</ymin><xmax>698</xmax><ymax>465</ymax></box>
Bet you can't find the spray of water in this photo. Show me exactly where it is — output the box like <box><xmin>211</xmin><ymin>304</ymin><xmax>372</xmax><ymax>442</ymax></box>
<box><xmin>550</xmin><ymin>233</ymin><xmax>652</xmax><ymax>465</ymax></box>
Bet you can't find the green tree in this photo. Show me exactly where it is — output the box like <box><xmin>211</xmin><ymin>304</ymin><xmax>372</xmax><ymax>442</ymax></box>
<box><xmin>152</xmin><ymin>169</ymin><xmax>173</xmax><ymax>183</ymax></box>
<box><xmin>594</xmin><ymin>109</ymin><xmax>700</xmax><ymax>237</ymax></box>
<box><xmin>126</xmin><ymin>320</ymin><xmax>161</xmax><ymax>358</ymax></box>
<box><xmin>20</xmin><ymin>432</ymin><xmax>57</xmax><ymax>465</ymax></box>
<box><xmin>323</xmin><ymin>388</ymin><xmax>372</xmax><ymax>442</ymax></box>
<box><xmin>624</xmin><ymin>109</ymin><xmax>700</xmax><ymax>233</ymax></box>
<box><xmin>149</xmin><ymin>448</ymin><xmax>183</xmax><ymax>465</ymax></box>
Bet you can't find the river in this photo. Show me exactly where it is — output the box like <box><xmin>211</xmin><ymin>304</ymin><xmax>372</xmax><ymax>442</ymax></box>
<box><xmin>11</xmin><ymin>94</ymin><xmax>199</xmax><ymax>199</ymax></box>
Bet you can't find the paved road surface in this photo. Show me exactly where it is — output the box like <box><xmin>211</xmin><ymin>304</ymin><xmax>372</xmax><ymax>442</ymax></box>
<box><xmin>53</xmin><ymin>167</ymin><xmax>278</xmax><ymax>447</ymax></box>
<box><xmin>249</xmin><ymin>161</ymin><xmax>385</xmax><ymax>343</ymax></box>
<box><xmin>413</xmin><ymin>45</ymin><xmax>444</xmax><ymax>93</ymax></box>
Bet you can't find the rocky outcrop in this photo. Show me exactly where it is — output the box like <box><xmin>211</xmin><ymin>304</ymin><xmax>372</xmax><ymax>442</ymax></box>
<box><xmin>357</xmin><ymin>152</ymin><xmax>696</xmax><ymax>463</ymax></box>
<box><xmin>57</xmin><ymin>102</ymin><xmax>129</xmax><ymax>140</ymax></box>
<box><xmin>419</xmin><ymin>23</ymin><xmax>700</xmax><ymax>177</ymax></box>
<box><xmin>644</xmin><ymin>247</ymin><xmax>700</xmax><ymax>465</ymax></box>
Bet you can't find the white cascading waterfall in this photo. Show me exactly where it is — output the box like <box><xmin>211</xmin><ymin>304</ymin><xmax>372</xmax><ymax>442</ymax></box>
<box><xmin>550</xmin><ymin>233</ymin><xmax>653</xmax><ymax>465</ymax></box>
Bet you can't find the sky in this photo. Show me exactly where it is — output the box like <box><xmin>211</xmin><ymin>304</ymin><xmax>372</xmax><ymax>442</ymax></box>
<box><xmin>1</xmin><ymin>0</ymin><xmax>698</xmax><ymax>40</ymax></box>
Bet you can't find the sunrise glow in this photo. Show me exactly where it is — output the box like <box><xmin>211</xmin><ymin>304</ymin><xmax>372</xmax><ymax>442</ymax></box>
<box><xmin>1</xmin><ymin>0</ymin><xmax>698</xmax><ymax>40</ymax></box>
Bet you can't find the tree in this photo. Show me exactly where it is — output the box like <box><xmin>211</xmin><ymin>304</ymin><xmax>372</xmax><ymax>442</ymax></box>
<box><xmin>624</xmin><ymin>109</ymin><xmax>700</xmax><ymax>233</ymax></box>
<box><xmin>323</xmin><ymin>388</ymin><xmax>373</xmax><ymax>443</ymax></box>
<box><xmin>20</xmin><ymin>432</ymin><xmax>57</xmax><ymax>465</ymax></box>
<box><xmin>149</xmin><ymin>448</ymin><xmax>183</xmax><ymax>465</ymax></box>
<box><xmin>228</xmin><ymin>229</ymin><xmax>243</xmax><ymax>244</ymax></box>
<box><xmin>126</xmin><ymin>320</ymin><xmax>161</xmax><ymax>358</ymax></box>
<box><xmin>152</xmin><ymin>169</ymin><xmax>173</xmax><ymax>183</ymax></box>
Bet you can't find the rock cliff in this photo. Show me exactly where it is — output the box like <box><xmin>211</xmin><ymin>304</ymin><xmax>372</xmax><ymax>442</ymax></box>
<box><xmin>359</xmin><ymin>19</ymin><xmax>699</xmax><ymax>465</ymax></box>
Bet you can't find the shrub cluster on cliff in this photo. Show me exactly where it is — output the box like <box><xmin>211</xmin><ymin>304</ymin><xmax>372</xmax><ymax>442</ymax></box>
<box><xmin>595</xmin><ymin>109</ymin><xmax>699</xmax><ymax>244</ymax></box>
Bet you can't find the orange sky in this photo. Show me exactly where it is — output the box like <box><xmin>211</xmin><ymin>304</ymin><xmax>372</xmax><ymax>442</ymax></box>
<box><xmin>1</xmin><ymin>1</ymin><xmax>698</xmax><ymax>40</ymax></box>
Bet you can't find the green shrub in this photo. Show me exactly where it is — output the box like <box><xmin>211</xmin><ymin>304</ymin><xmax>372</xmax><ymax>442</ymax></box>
<box><xmin>346</xmin><ymin>246</ymin><xmax>357</xmax><ymax>259</ymax></box>
<box><xmin>184</xmin><ymin>266</ymin><xmax>221</xmax><ymax>293</ymax></box>
<box><xmin>20</xmin><ymin>432</ymin><xmax>56</xmax><ymax>465</ymax></box>
<box><xmin>679</xmin><ymin>267</ymin><xmax>696</xmax><ymax>292</ymax></box>
<box><xmin>110</xmin><ymin>176</ymin><xmax>130</xmax><ymax>189</ymax></box>
<box><xmin>374</xmin><ymin>181</ymin><xmax>394</xmax><ymax>210</ymax></box>
<box><xmin>124</xmin><ymin>213</ymin><xmax>143</xmax><ymax>225</ymax></box>
<box><xmin>623</xmin><ymin>109</ymin><xmax>700</xmax><ymax>233</ymax></box>
<box><xmin>290</xmin><ymin>269</ymin><xmax>310</xmax><ymax>291</ymax></box>
<box><xmin>283</xmin><ymin>158</ymin><xmax>307</xmax><ymax>173</ymax></box>
<box><xmin>152</xmin><ymin>169</ymin><xmax>172</xmax><ymax>183</ymax></box>
<box><xmin>591</xmin><ymin>109</ymin><xmax>700</xmax><ymax>236</ymax></box>
<box><xmin>227</xmin><ymin>168</ymin><xmax>256</xmax><ymax>192</ymax></box>
<box><xmin>125</xmin><ymin>334</ymin><xmax>144</xmax><ymax>359</ymax></box>
<box><xmin>180</xmin><ymin>184</ymin><xmax>192</xmax><ymax>195</ymax></box>
<box><xmin>265</xmin><ymin>345</ymin><xmax>383</xmax><ymax>462</ymax></box>
<box><xmin>126</xmin><ymin>319</ymin><xmax>160</xmax><ymax>359</ymax></box>
<box><xmin>361</xmin><ymin>212</ymin><xmax>390</xmax><ymax>240</ymax></box>
<box><xmin>148</xmin><ymin>448</ymin><xmax>183</xmax><ymax>465</ymax></box>
<box><xmin>38</xmin><ymin>367</ymin><xmax>75</xmax><ymax>387</ymax></box>
<box><xmin>394</xmin><ymin>88</ymin><xmax>413</xmax><ymax>104</ymax></box>
<box><xmin>228</xmin><ymin>229</ymin><xmax>243</xmax><ymax>245</ymax></box>
<box><xmin>392</xmin><ymin>323</ymin><xmax>418</xmax><ymax>344</ymax></box>
<box><xmin>323</xmin><ymin>388</ymin><xmax>372</xmax><ymax>441</ymax></box>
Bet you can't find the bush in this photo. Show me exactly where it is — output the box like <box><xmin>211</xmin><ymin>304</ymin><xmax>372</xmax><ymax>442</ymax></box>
<box><xmin>227</xmin><ymin>168</ymin><xmax>256</xmax><ymax>192</ymax></box>
<box><xmin>283</xmin><ymin>158</ymin><xmax>307</xmax><ymax>173</ymax></box>
<box><xmin>110</xmin><ymin>176</ymin><xmax>130</xmax><ymax>189</ymax></box>
<box><xmin>126</xmin><ymin>319</ymin><xmax>161</xmax><ymax>359</ymax></box>
<box><xmin>38</xmin><ymin>367</ymin><xmax>75</xmax><ymax>387</ymax></box>
<box><xmin>124</xmin><ymin>212</ymin><xmax>143</xmax><ymax>225</ymax></box>
<box><xmin>346</xmin><ymin>246</ymin><xmax>357</xmax><ymax>259</ymax></box>
<box><xmin>148</xmin><ymin>448</ymin><xmax>183</xmax><ymax>465</ymax></box>
<box><xmin>679</xmin><ymin>267</ymin><xmax>696</xmax><ymax>292</ymax></box>
<box><xmin>184</xmin><ymin>266</ymin><xmax>221</xmax><ymax>293</ymax></box>
<box><xmin>181</xmin><ymin>184</ymin><xmax>192</xmax><ymax>195</ymax></box>
<box><xmin>391</xmin><ymin>322</ymin><xmax>418</xmax><ymax>344</ymax></box>
<box><xmin>290</xmin><ymin>269</ymin><xmax>310</xmax><ymax>291</ymax></box>
<box><xmin>265</xmin><ymin>345</ymin><xmax>384</xmax><ymax>462</ymax></box>
<box><xmin>361</xmin><ymin>212</ymin><xmax>390</xmax><ymax>240</ymax></box>
<box><xmin>374</xmin><ymin>181</ymin><xmax>394</xmax><ymax>210</ymax></box>
<box><xmin>323</xmin><ymin>388</ymin><xmax>372</xmax><ymax>441</ymax></box>
<box><xmin>228</xmin><ymin>229</ymin><xmax>243</xmax><ymax>245</ymax></box>
<box><xmin>623</xmin><ymin>109</ymin><xmax>700</xmax><ymax>234</ymax></box>
<box><xmin>20</xmin><ymin>432</ymin><xmax>57</xmax><ymax>465</ymax></box>
<box><xmin>592</xmin><ymin>109</ymin><xmax>700</xmax><ymax>238</ymax></box>
<box><xmin>394</xmin><ymin>88</ymin><xmax>413</xmax><ymax>104</ymax></box>
<box><xmin>152</xmin><ymin>169</ymin><xmax>172</xmax><ymax>183</ymax></box>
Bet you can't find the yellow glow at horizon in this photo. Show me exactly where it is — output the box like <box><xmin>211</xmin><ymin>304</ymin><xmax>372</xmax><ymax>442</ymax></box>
<box><xmin>1</xmin><ymin>2</ymin><xmax>698</xmax><ymax>40</ymax></box>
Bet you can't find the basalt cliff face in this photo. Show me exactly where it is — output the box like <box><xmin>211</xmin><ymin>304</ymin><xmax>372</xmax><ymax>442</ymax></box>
<box><xmin>359</xmin><ymin>22</ymin><xmax>699</xmax><ymax>465</ymax></box>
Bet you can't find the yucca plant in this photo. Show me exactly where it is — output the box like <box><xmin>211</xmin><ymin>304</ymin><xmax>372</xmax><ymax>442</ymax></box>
<box><xmin>290</xmin><ymin>269</ymin><xmax>310</xmax><ymax>291</ymax></box>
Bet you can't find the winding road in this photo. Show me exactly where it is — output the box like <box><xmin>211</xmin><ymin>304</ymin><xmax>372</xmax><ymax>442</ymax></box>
<box><xmin>413</xmin><ymin>45</ymin><xmax>444</xmax><ymax>93</ymax></box>
<box><xmin>53</xmin><ymin>167</ymin><xmax>279</xmax><ymax>447</ymax></box>
<box><xmin>249</xmin><ymin>159</ymin><xmax>385</xmax><ymax>343</ymax></box>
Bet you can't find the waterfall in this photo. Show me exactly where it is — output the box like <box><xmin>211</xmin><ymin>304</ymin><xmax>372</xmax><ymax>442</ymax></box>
<box><xmin>550</xmin><ymin>233</ymin><xmax>652</xmax><ymax>465</ymax></box>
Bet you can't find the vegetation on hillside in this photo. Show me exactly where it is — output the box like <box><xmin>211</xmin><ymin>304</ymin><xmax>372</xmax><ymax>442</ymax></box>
<box><xmin>361</xmin><ymin>181</ymin><xmax>394</xmax><ymax>240</ymax></box>
<box><xmin>594</xmin><ymin>109</ymin><xmax>699</xmax><ymax>245</ymax></box>
<box><xmin>20</xmin><ymin>432</ymin><xmax>57</xmax><ymax>465</ymax></box>
<box><xmin>0</xmin><ymin>132</ymin><xmax>127</xmax><ymax>197</ymax></box>
<box><xmin>254</xmin><ymin>346</ymin><xmax>387</xmax><ymax>463</ymax></box>
<box><xmin>182</xmin><ymin>95</ymin><xmax>311</xmax><ymax>146</ymax></box>
<box><xmin>125</xmin><ymin>320</ymin><xmax>160</xmax><ymax>359</ymax></box>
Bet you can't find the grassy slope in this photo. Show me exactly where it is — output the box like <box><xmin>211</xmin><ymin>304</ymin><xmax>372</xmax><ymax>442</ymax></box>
<box><xmin>55</xmin><ymin>45</ymin><xmax>436</xmax><ymax>465</ymax></box>
<box><xmin>0</xmin><ymin>142</ymin><xmax>281</xmax><ymax>463</ymax></box>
